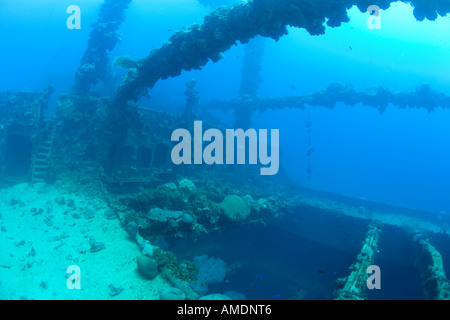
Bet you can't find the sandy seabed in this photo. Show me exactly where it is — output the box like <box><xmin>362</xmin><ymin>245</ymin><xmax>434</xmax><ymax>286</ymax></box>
<box><xmin>0</xmin><ymin>182</ymin><xmax>167</xmax><ymax>300</ymax></box>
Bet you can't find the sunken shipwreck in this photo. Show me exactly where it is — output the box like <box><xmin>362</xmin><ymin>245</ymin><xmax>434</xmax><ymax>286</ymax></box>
<box><xmin>0</xmin><ymin>0</ymin><xmax>450</xmax><ymax>300</ymax></box>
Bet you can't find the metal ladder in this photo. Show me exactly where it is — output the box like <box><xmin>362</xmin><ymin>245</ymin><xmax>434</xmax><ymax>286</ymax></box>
<box><xmin>31</xmin><ymin>124</ymin><xmax>55</xmax><ymax>183</ymax></box>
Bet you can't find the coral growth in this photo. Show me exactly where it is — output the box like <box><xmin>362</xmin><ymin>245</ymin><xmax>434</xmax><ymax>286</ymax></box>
<box><xmin>153</xmin><ymin>248</ymin><xmax>199</xmax><ymax>283</ymax></box>
<box><xmin>220</xmin><ymin>195</ymin><xmax>251</xmax><ymax>222</ymax></box>
<box><xmin>114</xmin><ymin>0</ymin><xmax>450</xmax><ymax>104</ymax></box>
<box><xmin>130</xmin><ymin>184</ymin><xmax>188</xmax><ymax>212</ymax></box>
<box><xmin>191</xmin><ymin>254</ymin><xmax>227</xmax><ymax>294</ymax></box>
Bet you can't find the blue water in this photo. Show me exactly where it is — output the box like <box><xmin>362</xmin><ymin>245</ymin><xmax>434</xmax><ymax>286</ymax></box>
<box><xmin>1</xmin><ymin>0</ymin><xmax>449</xmax><ymax>213</ymax></box>
<box><xmin>1</xmin><ymin>0</ymin><xmax>450</xmax><ymax>300</ymax></box>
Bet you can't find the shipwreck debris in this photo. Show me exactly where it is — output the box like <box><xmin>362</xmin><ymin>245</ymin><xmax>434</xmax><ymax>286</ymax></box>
<box><xmin>413</xmin><ymin>233</ymin><xmax>450</xmax><ymax>300</ymax></box>
<box><xmin>334</xmin><ymin>222</ymin><xmax>381</xmax><ymax>300</ymax></box>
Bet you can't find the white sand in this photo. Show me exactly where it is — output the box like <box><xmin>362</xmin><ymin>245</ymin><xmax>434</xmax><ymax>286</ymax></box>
<box><xmin>0</xmin><ymin>182</ymin><xmax>168</xmax><ymax>300</ymax></box>
<box><xmin>1</xmin><ymin>181</ymin><xmax>445</xmax><ymax>300</ymax></box>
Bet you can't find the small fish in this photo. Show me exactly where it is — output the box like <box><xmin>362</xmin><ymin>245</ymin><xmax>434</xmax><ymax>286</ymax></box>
<box><xmin>174</xmin><ymin>233</ymin><xmax>183</xmax><ymax>239</ymax></box>
<box><xmin>273</xmin><ymin>294</ymin><xmax>281</xmax><ymax>298</ymax></box>
<box><xmin>253</xmin><ymin>284</ymin><xmax>261</xmax><ymax>290</ymax></box>
<box><xmin>257</xmin><ymin>275</ymin><xmax>263</xmax><ymax>281</ymax></box>
<box><xmin>349</xmin><ymin>46</ymin><xmax>352</xmax><ymax>51</ymax></box>
<box><xmin>225</xmin><ymin>280</ymin><xmax>230</xmax><ymax>284</ymax></box>
<box><xmin>318</xmin><ymin>269</ymin><xmax>326</xmax><ymax>274</ymax></box>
